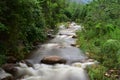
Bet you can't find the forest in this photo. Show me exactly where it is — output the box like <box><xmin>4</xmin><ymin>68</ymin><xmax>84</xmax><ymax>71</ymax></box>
<box><xmin>0</xmin><ymin>0</ymin><xmax>120</xmax><ymax>80</ymax></box>
<box><xmin>0</xmin><ymin>0</ymin><xmax>69</xmax><ymax>64</ymax></box>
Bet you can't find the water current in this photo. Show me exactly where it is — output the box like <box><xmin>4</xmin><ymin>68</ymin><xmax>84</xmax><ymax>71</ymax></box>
<box><xmin>15</xmin><ymin>22</ymin><xmax>97</xmax><ymax>80</ymax></box>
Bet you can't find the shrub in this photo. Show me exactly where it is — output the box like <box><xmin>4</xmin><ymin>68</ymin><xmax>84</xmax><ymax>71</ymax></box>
<box><xmin>101</xmin><ymin>39</ymin><xmax>120</xmax><ymax>68</ymax></box>
<box><xmin>101</xmin><ymin>39</ymin><xmax>120</xmax><ymax>54</ymax></box>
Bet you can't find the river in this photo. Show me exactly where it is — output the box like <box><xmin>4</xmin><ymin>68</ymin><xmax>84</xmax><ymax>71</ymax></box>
<box><xmin>3</xmin><ymin>22</ymin><xmax>98</xmax><ymax>80</ymax></box>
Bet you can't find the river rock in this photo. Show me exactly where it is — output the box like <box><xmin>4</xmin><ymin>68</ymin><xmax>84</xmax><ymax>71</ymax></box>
<box><xmin>25</xmin><ymin>60</ymin><xmax>33</xmax><ymax>67</ymax></box>
<box><xmin>71</xmin><ymin>43</ymin><xmax>77</xmax><ymax>47</ymax></box>
<box><xmin>0</xmin><ymin>68</ymin><xmax>14</xmax><ymax>80</ymax></box>
<box><xmin>47</xmin><ymin>34</ymin><xmax>55</xmax><ymax>38</ymax></box>
<box><xmin>21</xmin><ymin>60</ymin><xmax>33</xmax><ymax>67</ymax></box>
<box><xmin>72</xmin><ymin>35</ymin><xmax>77</xmax><ymax>38</ymax></box>
<box><xmin>80</xmin><ymin>59</ymin><xmax>95</xmax><ymax>63</ymax></box>
<box><xmin>105</xmin><ymin>69</ymin><xmax>120</xmax><ymax>79</ymax></box>
<box><xmin>1</xmin><ymin>76</ymin><xmax>14</xmax><ymax>80</ymax></box>
<box><xmin>41</xmin><ymin>56</ymin><xmax>66</xmax><ymax>65</ymax></box>
<box><xmin>2</xmin><ymin>63</ymin><xmax>17</xmax><ymax>75</ymax></box>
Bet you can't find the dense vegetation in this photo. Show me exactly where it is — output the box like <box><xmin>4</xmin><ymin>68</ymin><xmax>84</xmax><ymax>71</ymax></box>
<box><xmin>72</xmin><ymin>0</ymin><xmax>120</xmax><ymax>79</ymax></box>
<box><xmin>0</xmin><ymin>0</ymin><xmax>69</xmax><ymax>65</ymax></box>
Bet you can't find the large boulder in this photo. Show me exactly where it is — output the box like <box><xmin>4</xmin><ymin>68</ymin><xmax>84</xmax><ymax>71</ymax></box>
<box><xmin>2</xmin><ymin>63</ymin><xmax>17</xmax><ymax>76</ymax></box>
<box><xmin>0</xmin><ymin>68</ymin><xmax>14</xmax><ymax>80</ymax></box>
<box><xmin>1</xmin><ymin>75</ymin><xmax>14</xmax><ymax>80</ymax></box>
<box><xmin>41</xmin><ymin>56</ymin><xmax>66</xmax><ymax>65</ymax></box>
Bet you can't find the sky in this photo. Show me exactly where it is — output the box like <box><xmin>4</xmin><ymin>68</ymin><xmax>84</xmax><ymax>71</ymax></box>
<box><xmin>71</xmin><ymin>0</ymin><xmax>92</xmax><ymax>3</ymax></box>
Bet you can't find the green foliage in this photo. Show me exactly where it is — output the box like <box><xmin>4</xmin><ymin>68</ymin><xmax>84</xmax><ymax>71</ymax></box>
<box><xmin>0</xmin><ymin>23</ymin><xmax>7</xmax><ymax>31</ymax></box>
<box><xmin>117</xmin><ymin>50</ymin><xmax>120</xmax><ymax>66</ymax></box>
<box><xmin>87</xmin><ymin>65</ymin><xmax>113</xmax><ymax>80</ymax></box>
<box><xmin>0</xmin><ymin>0</ymin><xmax>69</xmax><ymax>65</ymax></box>
<box><xmin>100</xmin><ymin>39</ymin><xmax>120</xmax><ymax>68</ymax></box>
<box><xmin>65</xmin><ymin>1</ymin><xmax>87</xmax><ymax>22</ymax></box>
<box><xmin>0</xmin><ymin>0</ymin><xmax>47</xmax><ymax>60</ymax></box>
<box><xmin>75</xmin><ymin>0</ymin><xmax>120</xmax><ymax>79</ymax></box>
<box><xmin>102</xmin><ymin>39</ymin><xmax>120</xmax><ymax>54</ymax></box>
<box><xmin>0</xmin><ymin>55</ymin><xmax>6</xmax><ymax>66</ymax></box>
<box><xmin>39</xmin><ymin>0</ymin><xmax>68</xmax><ymax>28</ymax></box>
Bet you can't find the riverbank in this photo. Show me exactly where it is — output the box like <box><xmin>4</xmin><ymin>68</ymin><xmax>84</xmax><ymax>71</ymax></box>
<box><xmin>76</xmin><ymin>24</ymin><xmax>120</xmax><ymax>80</ymax></box>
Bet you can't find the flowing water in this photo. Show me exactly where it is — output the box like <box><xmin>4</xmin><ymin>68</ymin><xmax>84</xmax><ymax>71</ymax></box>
<box><xmin>14</xmin><ymin>22</ymin><xmax>97</xmax><ymax>80</ymax></box>
<box><xmin>28</xmin><ymin>23</ymin><xmax>87</xmax><ymax>64</ymax></box>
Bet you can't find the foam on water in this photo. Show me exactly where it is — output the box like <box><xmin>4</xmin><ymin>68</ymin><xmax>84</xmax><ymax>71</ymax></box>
<box><xmin>15</xmin><ymin>22</ymin><xmax>97</xmax><ymax>80</ymax></box>
<box><xmin>17</xmin><ymin>63</ymin><xmax>90</xmax><ymax>80</ymax></box>
<box><xmin>0</xmin><ymin>68</ymin><xmax>12</xmax><ymax>79</ymax></box>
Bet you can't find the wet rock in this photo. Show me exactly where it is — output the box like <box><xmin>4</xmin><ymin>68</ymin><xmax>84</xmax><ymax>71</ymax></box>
<box><xmin>1</xmin><ymin>76</ymin><xmax>14</xmax><ymax>80</ymax></box>
<box><xmin>47</xmin><ymin>29</ymin><xmax>55</xmax><ymax>39</ymax></box>
<box><xmin>41</xmin><ymin>56</ymin><xmax>66</xmax><ymax>65</ymax></box>
<box><xmin>59</xmin><ymin>33</ymin><xmax>63</xmax><ymax>35</ymax></box>
<box><xmin>25</xmin><ymin>60</ymin><xmax>33</xmax><ymax>67</ymax></box>
<box><xmin>47</xmin><ymin>34</ymin><xmax>55</xmax><ymax>38</ymax></box>
<box><xmin>33</xmin><ymin>41</ymin><xmax>40</xmax><ymax>46</ymax></box>
<box><xmin>75</xmin><ymin>45</ymin><xmax>80</xmax><ymax>48</ymax></box>
<box><xmin>70</xmin><ymin>43</ymin><xmax>80</xmax><ymax>48</ymax></box>
<box><xmin>48</xmin><ymin>29</ymin><xmax>54</xmax><ymax>33</ymax></box>
<box><xmin>71</xmin><ymin>43</ymin><xmax>76</xmax><ymax>47</ymax></box>
<box><xmin>72</xmin><ymin>60</ymin><xmax>98</xmax><ymax>69</ymax></box>
<box><xmin>72</xmin><ymin>62</ymin><xmax>82</xmax><ymax>68</ymax></box>
<box><xmin>2</xmin><ymin>63</ymin><xmax>17</xmax><ymax>75</ymax></box>
<box><xmin>21</xmin><ymin>60</ymin><xmax>33</xmax><ymax>67</ymax></box>
<box><xmin>0</xmin><ymin>68</ymin><xmax>14</xmax><ymax>80</ymax></box>
<box><xmin>105</xmin><ymin>69</ymin><xmax>120</xmax><ymax>79</ymax></box>
<box><xmin>6</xmin><ymin>56</ymin><xmax>17</xmax><ymax>63</ymax></box>
<box><xmin>80</xmin><ymin>59</ymin><xmax>95</xmax><ymax>63</ymax></box>
<box><xmin>72</xmin><ymin>35</ymin><xmax>77</xmax><ymax>38</ymax></box>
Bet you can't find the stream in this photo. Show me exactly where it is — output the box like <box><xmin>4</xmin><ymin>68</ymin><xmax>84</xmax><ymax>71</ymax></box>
<box><xmin>1</xmin><ymin>22</ymin><xmax>98</xmax><ymax>80</ymax></box>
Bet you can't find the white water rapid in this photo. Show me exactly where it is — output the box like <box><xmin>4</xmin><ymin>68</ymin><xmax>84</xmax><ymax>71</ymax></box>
<box><xmin>15</xmin><ymin>22</ymin><xmax>97</xmax><ymax>80</ymax></box>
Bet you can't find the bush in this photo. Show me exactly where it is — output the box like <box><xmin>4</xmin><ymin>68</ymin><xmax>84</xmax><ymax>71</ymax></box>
<box><xmin>101</xmin><ymin>39</ymin><xmax>120</xmax><ymax>54</ymax></box>
<box><xmin>101</xmin><ymin>39</ymin><xmax>120</xmax><ymax>68</ymax></box>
